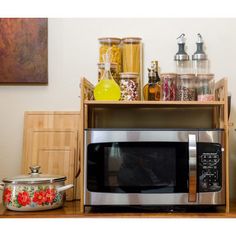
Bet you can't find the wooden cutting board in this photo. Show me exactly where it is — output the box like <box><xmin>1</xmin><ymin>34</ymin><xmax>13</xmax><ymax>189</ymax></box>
<box><xmin>22</xmin><ymin>112</ymin><xmax>80</xmax><ymax>201</ymax></box>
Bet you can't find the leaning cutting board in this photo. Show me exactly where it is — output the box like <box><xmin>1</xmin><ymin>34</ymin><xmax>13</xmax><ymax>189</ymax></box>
<box><xmin>22</xmin><ymin>112</ymin><xmax>80</xmax><ymax>201</ymax></box>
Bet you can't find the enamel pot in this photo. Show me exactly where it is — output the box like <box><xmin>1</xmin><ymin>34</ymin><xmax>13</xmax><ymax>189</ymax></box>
<box><xmin>0</xmin><ymin>166</ymin><xmax>73</xmax><ymax>211</ymax></box>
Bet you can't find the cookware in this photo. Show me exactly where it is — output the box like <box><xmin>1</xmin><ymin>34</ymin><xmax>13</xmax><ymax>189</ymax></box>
<box><xmin>0</xmin><ymin>166</ymin><xmax>73</xmax><ymax>211</ymax></box>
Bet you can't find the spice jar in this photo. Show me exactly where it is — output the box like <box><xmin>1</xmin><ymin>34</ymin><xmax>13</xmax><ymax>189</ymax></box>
<box><xmin>98</xmin><ymin>37</ymin><xmax>121</xmax><ymax>72</ymax></box>
<box><xmin>176</xmin><ymin>74</ymin><xmax>196</xmax><ymax>101</ymax></box>
<box><xmin>98</xmin><ymin>62</ymin><xmax>118</xmax><ymax>83</ymax></box>
<box><xmin>197</xmin><ymin>74</ymin><xmax>215</xmax><ymax>101</ymax></box>
<box><xmin>161</xmin><ymin>73</ymin><xmax>177</xmax><ymax>101</ymax></box>
<box><xmin>122</xmin><ymin>37</ymin><xmax>142</xmax><ymax>74</ymax></box>
<box><xmin>119</xmin><ymin>72</ymin><xmax>139</xmax><ymax>101</ymax></box>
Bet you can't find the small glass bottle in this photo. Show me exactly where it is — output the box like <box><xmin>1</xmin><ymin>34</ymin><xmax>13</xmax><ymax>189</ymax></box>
<box><xmin>143</xmin><ymin>61</ymin><xmax>161</xmax><ymax>101</ymax></box>
<box><xmin>192</xmin><ymin>34</ymin><xmax>209</xmax><ymax>75</ymax></box>
<box><xmin>174</xmin><ymin>34</ymin><xmax>191</xmax><ymax>74</ymax></box>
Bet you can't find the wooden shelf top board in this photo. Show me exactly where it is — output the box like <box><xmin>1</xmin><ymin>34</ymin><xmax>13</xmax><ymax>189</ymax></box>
<box><xmin>84</xmin><ymin>100</ymin><xmax>225</xmax><ymax>106</ymax></box>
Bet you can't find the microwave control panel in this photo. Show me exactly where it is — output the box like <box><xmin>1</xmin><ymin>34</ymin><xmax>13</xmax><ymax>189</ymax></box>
<box><xmin>198</xmin><ymin>143</ymin><xmax>222</xmax><ymax>192</ymax></box>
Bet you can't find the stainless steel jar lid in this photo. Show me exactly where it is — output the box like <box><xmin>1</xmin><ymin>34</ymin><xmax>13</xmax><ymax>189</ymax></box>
<box><xmin>2</xmin><ymin>166</ymin><xmax>66</xmax><ymax>184</ymax></box>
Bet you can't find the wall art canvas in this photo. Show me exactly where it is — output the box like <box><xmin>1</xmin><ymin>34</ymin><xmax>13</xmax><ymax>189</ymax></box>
<box><xmin>0</xmin><ymin>18</ymin><xmax>48</xmax><ymax>84</ymax></box>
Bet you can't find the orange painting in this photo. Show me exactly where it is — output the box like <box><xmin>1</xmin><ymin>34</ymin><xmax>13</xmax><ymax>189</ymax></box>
<box><xmin>0</xmin><ymin>18</ymin><xmax>48</xmax><ymax>84</ymax></box>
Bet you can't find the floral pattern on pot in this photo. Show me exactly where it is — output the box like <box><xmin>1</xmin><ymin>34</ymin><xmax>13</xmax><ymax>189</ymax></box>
<box><xmin>3</xmin><ymin>185</ymin><xmax>63</xmax><ymax>209</ymax></box>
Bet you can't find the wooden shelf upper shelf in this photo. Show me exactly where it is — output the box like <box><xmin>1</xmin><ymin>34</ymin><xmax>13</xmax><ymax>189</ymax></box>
<box><xmin>84</xmin><ymin>100</ymin><xmax>225</xmax><ymax>106</ymax></box>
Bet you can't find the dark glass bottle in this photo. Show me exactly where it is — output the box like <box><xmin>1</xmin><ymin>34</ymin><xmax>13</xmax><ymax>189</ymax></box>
<box><xmin>143</xmin><ymin>61</ymin><xmax>161</xmax><ymax>101</ymax></box>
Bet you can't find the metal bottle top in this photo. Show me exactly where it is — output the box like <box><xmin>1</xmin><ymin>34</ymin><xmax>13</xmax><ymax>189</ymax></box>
<box><xmin>174</xmin><ymin>33</ymin><xmax>189</xmax><ymax>61</ymax></box>
<box><xmin>192</xmin><ymin>33</ymin><xmax>208</xmax><ymax>61</ymax></box>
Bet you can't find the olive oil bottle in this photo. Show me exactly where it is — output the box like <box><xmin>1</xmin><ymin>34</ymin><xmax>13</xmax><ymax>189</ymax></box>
<box><xmin>143</xmin><ymin>61</ymin><xmax>161</xmax><ymax>101</ymax></box>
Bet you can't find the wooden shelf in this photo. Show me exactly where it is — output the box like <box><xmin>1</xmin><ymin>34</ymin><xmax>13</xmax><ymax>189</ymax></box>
<box><xmin>84</xmin><ymin>100</ymin><xmax>225</xmax><ymax>106</ymax></box>
<box><xmin>1</xmin><ymin>201</ymin><xmax>236</xmax><ymax>218</ymax></box>
<box><xmin>79</xmin><ymin>77</ymin><xmax>230</xmax><ymax>214</ymax></box>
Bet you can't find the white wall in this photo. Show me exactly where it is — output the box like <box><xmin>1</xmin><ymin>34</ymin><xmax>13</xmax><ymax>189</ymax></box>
<box><xmin>0</xmin><ymin>18</ymin><xmax>236</xmax><ymax>202</ymax></box>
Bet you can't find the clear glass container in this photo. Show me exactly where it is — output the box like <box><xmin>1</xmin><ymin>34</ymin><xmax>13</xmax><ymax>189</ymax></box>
<box><xmin>119</xmin><ymin>72</ymin><xmax>139</xmax><ymax>101</ymax></box>
<box><xmin>197</xmin><ymin>74</ymin><xmax>215</xmax><ymax>101</ymax></box>
<box><xmin>175</xmin><ymin>60</ymin><xmax>192</xmax><ymax>74</ymax></box>
<box><xmin>122</xmin><ymin>37</ymin><xmax>142</xmax><ymax>74</ymax></box>
<box><xmin>192</xmin><ymin>60</ymin><xmax>209</xmax><ymax>75</ymax></box>
<box><xmin>176</xmin><ymin>74</ymin><xmax>196</xmax><ymax>101</ymax></box>
<box><xmin>98</xmin><ymin>37</ymin><xmax>121</xmax><ymax>73</ymax></box>
<box><xmin>98</xmin><ymin>62</ymin><xmax>118</xmax><ymax>83</ymax></box>
<box><xmin>161</xmin><ymin>73</ymin><xmax>177</xmax><ymax>101</ymax></box>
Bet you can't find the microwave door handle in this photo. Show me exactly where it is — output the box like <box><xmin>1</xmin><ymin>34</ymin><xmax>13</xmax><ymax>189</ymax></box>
<box><xmin>188</xmin><ymin>134</ymin><xmax>197</xmax><ymax>202</ymax></box>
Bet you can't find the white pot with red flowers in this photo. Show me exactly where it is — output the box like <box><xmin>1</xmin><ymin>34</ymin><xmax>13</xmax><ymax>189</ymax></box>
<box><xmin>0</xmin><ymin>166</ymin><xmax>73</xmax><ymax>211</ymax></box>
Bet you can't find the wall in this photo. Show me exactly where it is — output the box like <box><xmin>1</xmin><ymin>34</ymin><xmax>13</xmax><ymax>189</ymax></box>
<box><xmin>0</xmin><ymin>18</ymin><xmax>236</xmax><ymax>202</ymax></box>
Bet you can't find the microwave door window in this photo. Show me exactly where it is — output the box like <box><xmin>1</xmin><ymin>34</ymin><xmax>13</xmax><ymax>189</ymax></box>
<box><xmin>87</xmin><ymin>142</ymin><xmax>189</xmax><ymax>193</ymax></box>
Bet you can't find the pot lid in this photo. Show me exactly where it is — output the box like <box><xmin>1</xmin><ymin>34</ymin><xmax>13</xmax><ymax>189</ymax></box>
<box><xmin>2</xmin><ymin>166</ymin><xmax>66</xmax><ymax>184</ymax></box>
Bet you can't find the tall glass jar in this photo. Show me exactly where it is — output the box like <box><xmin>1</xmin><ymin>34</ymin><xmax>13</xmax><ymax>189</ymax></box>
<box><xmin>176</xmin><ymin>74</ymin><xmax>196</xmax><ymax>101</ymax></box>
<box><xmin>161</xmin><ymin>73</ymin><xmax>177</xmax><ymax>101</ymax></box>
<box><xmin>122</xmin><ymin>37</ymin><xmax>142</xmax><ymax>74</ymax></box>
<box><xmin>119</xmin><ymin>72</ymin><xmax>139</xmax><ymax>101</ymax></box>
<box><xmin>98</xmin><ymin>37</ymin><xmax>121</xmax><ymax>72</ymax></box>
<box><xmin>98</xmin><ymin>62</ymin><xmax>118</xmax><ymax>83</ymax></box>
<box><xmin>197</xmin><ymin>74</ymin><xmax>215</xmax><ymax>101</ymax></box>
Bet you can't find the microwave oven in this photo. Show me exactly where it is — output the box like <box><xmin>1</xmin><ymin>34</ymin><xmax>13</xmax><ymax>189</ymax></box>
<box><xmin>84</xmin><ymin>129</ymin><xmax>225</xmax><ymax>207</ymax></box>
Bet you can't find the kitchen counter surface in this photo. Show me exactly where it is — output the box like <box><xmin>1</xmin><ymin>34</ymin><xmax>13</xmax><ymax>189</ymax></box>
<box><xmin>1</xmin><ymin>201</ymin><xmax>236</xmax><ymax>218</ymax></box>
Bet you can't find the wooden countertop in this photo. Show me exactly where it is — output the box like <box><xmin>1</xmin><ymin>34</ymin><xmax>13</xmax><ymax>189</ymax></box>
<box><xmin>1</xmin><ymin>201</ymin><xmax>236</xmax><ymax>218</ymax></box>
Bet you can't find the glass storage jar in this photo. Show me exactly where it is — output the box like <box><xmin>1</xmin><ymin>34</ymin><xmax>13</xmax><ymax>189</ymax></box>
<box><xmin>161</xmin><ymin>73</ymin><xmax>177</xmax><ymax>101</ymax></box>
<box><xmin>122</xmin><ymin>37</ymin><xmax>142</xmax><ymax>74</ymax></box>
<box><xmin>119</xmin><ymin>72</ymin><xmax>139</xmax><ymax>101</ymax></box>
<box><xmin>98</xmin><ymin>62</ymin><xmax>118</xmax><ymax>83</ymax></box>
<box><xmin>176</xmin><ymin>74</ymin><xmax>196</xmax><ymax>101</ymax></box>
<box><xmin>197</xmin><ymin>74</ymin><xmax>215</xmax><ymax>101</ymax></box>
<box><xmin>98</xmin><ymin>37</ymin><xmax>121</xmax><ymax>72</ymax></box>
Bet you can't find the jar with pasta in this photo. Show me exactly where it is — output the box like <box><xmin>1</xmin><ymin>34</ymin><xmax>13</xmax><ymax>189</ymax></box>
<box><xmin>98</xmin><ymin>37</ymin><xmax>121</xmax><ymax>72</ymax></box>
<box><xmin>98</xmin><ymin>62</ymin><xmax>118</xmax><ymax>83</ymax></box>
<box><xmin>119</xmin><ymin>72</ymin><xmax>140</xmax><ymax>101</ymax></box>
<box><xmin>176</xmin><ymin>74</ymin><xmax>196</xmax><ymax>101</ymax></box>
<box><xmin>122</xmin><ymin>37</ymin><xmax>142</xmax><ymax>74</ymax></box>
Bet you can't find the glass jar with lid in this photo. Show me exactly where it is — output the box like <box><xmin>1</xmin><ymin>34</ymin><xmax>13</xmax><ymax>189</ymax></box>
<box><xmin>118</xmin><ymin>72</ymin><xmax>140</xmax><ymax>101</ymax></box>
<box><xmin>98</xmin><ymin>62</ymin><xmax>118</xmax><ymax>83</ymax></box>
<box><xmin>98</xmin><ymin>37</ymin><xmax>121</xmax><ymax>72</ymax></box>
<box><xmin>122</xmin><ymin>37</ymin><xmax>142</xmax><ymax>74</ymax></box>
<box><xmin>176</xmin><ymin>74</ymin><xmax>196</xmax><ymax>101</ymax></box>
<box><xmin>161</xmin><ymin>73</ymin><xmax>177</xmax><ymax>101</ymax></box>
<box><xmin>197</xmin><ymin>74</ymin><xmax>215</xmax><ymax>101</ymax></box>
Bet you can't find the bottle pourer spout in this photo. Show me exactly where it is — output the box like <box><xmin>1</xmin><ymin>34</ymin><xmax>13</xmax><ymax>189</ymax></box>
<box><xmin>177</xmin><ymin>33</ymin><xmax>186</xmax><ymax>44</ymax></box>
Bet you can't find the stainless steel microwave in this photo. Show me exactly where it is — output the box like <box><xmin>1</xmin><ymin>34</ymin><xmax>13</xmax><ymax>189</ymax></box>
<box><xmin>84</xmin><ymin>129</ymin><xmax>225</xmax><ymax>206</ymax></box>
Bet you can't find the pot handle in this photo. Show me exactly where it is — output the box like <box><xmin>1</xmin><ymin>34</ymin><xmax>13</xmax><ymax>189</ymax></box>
<box><xmin>56</xmin><ymin>184</ymin><xmax>74</xmax><ymax>193</ymax></box>
<box><xmin>0</xmin><ymin>183</ymin><xmax>4</xmax><ymax>191</ymax></box>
